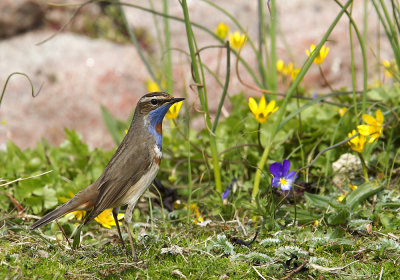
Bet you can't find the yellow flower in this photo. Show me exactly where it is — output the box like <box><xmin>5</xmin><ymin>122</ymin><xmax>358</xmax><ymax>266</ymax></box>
<box><xmin>276</xmin><ymin>59</ymin><xmax>285</xmax><ymax>73</ymax></box>
<box><xmin>348</xmin><ymin>184</ymin><xmax>357</xmax><ymax>191</ymax></box>
<box><xmin>337</xmin><ymin>192</ymin><xmax>347</xmax><ymax>202</ymax></box>
<box><xmin>382</xmin><ymin>59</ymin><xmax>398</xmax><ymax>78</ymax></box>
<box><xmin>276</xmin><ymin>60</ymin><xmax>300</xmax><ymax>81</ymax></box>
<box><xmin>183</xmin><ymin>203</ymin><xmax>204</xmax><ymax>225</ymax></box>
<box><xmin>313</xmin><ymin>220</ymin><xmax>319</xmax><ymax>227</ymax></box>
<box><xmin>65</xmin><ymin>210</ymin><xmax>86</xmax><ymax>221</ymax></box>
<box><xmin>347</xmin><ymin>129</ymin><xmax>366</xmax><ymax>153</ymax></box>
<box><xmin>215</xmin><ymin>22</ymin><xmax>229</xmax><ymax>40</ymax></box>
<box><xmin>357</xmin><ymin>109</ymin><xmax>384</xmax><ymax>143</ymax></box>
<box><xmin>248</xmin><ymin>95</ymin><xmax>279</xmax><ymax>124</ymax></box>
<box><xmin>146</xmin><ymin>79</ymin><xmax>161</xmax><ymax>92</ymax></box>
<box><xmin>291</xmin><ymin>67</ymin><xmax>300</xmax><ymax>81</ymax></box>
<box><xmin>59</xmin><ymin>191</ymin><xmax>87</xmax><ymax>222</ymax></box>
<box><xmin>368</xmin><ymin>79</ymin><xmax>382</xmax><ymax>89</ymax></box>
<box><xmin>94</xmin><ymin>209</ymin><xmax>124</xmax><ymax>229</ymax></box>
<box><xmin>165</xmin><ymin>101</ymin><xmax>183</xmax><ymax>120</ymax></box>
<box><xmin>338</xmin><ymin>107</ymin><xmax>347</xmax><ymax>117</ymax></box>
<box><xmin>283</xmin><ymin>62</ymin><xmax>294</xmax><ymax>76</ymax></box>
<box><xmin>306</xmin><ymin>44</ymin><xmax>330</xmax><ymax>65</ymax></box>
<box><xmin>229</xmin><ymin>31</ymin><xmax>247</xmax><ymax>50</ymax></box>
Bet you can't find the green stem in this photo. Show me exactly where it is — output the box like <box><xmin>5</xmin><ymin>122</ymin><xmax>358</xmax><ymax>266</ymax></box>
<box><xmin>318</xmin><ymin>66</ymin><xmax>335</xmax><ymax>92</ymax></box>
<box><xmin>257</xmin><ymin>0</ymin><xmax>267</xmax><ymax>87</ymax></box>
<box><xmin>163</xmin><ymin>0</ymin><xmax>173</xmax><ymax>94</ymax></box>
<box><xmin>257</xmin><ymin>122</ymin><xmax>263</xmax><ymax>152</ymax></box>
<box><xmin>251</xmin><ymin>0</ymin><xmax>354</xmax><ymax>200</ymax></box>
<box><xmin>334</xmin><ymin>0</ymin><xmax>368</xmax><ymax>114</ymax></box>
<box><xmin>180</xmin><ymin>0</ymin><xmax>222</xmax><ymax>193</ymax></box>
<box><xmin>183</xmin><ymin>85</ymin><xmax>193</xmax><ymax>224</ymax></box>
<box><xmin>148</xmin><ymin>193</ymin><xmax>154</xmax><ymax>233</ymax></box>
<box><xmin>118</xmin><ymin>1</ymin><xmax>163</xmax><ymax>90</ymax></box>
<box><xmin>348</xmin><ymin>2</ymin><xmax>358</xmax><ymax>121</ymax></box>
<box><xmin>267</xmin><ymin>0</ymin><xmax>277</xmax><ymax>91</ymax></box>
<box><xmin>358</xmin><ymin>153</ymin><xmax>369</xmax><ymax>183</ymax></box>
<box><xmin>212</xmin><ymin>42</ymin><xmax>231</xmax><ymax>132</ymax></box>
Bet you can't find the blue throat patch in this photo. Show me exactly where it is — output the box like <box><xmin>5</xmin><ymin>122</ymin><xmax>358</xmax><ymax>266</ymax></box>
<box><xmin>147</xmin><ymin>103</ymin><xmax>173</xmax><ymax>149</ymax></box>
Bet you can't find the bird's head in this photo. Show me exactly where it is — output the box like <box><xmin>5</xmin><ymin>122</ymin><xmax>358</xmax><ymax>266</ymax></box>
<box><xmin>137</xmin><ymin>92</ymin><xmax>184</xmax><ymax>117</ymax></box>
<box><xmin>135</xmin><ymin>92</ymin><xmax>184</xmax><ymax>148</ymax></box>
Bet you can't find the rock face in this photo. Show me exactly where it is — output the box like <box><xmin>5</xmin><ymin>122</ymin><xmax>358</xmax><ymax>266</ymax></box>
<box><xmin>0</xmin><ymin>0</ymin><xmax>44</xmax><ymax>38</ymax></box>
<box><xmin>0</xmin><ymin>31</ymin><xmax>147</xmax><ymax>149</ymax></box>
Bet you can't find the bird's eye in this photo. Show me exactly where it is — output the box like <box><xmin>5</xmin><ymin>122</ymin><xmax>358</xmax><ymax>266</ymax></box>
<box><xmin>151</xmin><ymin>99</ymin><xmax>158</xmax><ymax>105</ymax></box>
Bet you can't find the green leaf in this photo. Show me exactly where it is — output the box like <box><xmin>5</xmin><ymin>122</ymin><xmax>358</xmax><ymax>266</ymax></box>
<box><xmin>345</xmin><ymin>181</ymin><xmax>384</xmax><ymax>210</ymax></box>
<box><xmin>37</xmin><ymin>185</ymin><xmax>58</xmax><ymax>210</ymax></box>
<box><xmin>72</xmin><ymin>224</ymin><xmax>84</xmax><ymax>249</ymax></box>
<box><xmin>304</xmin><ymin>192</ymin><xmax>331</xmax><ymax>209</ymax></box>
<box><xmin>64</xmin><ymin>129</ymin><xmax>89</xmax><ymax>156</ymax></box>
<box><xmin>100</xmin><ymin>105</ymin><xmax>127</xmax><ymax>145</ymax></box>
<box><xmin>375</xmin><ymin>202</ymin><xmax>400</xmax><ymax>210</ymax></box>
<box><xmin>327</xmin><ymin>209</ymin><xmax>350</xmax><ymax>225</ymax></box>
<box><xmin>289</xmin><ymin>208</ymin><xmax>321</xmax><ymax>224</ymax></box>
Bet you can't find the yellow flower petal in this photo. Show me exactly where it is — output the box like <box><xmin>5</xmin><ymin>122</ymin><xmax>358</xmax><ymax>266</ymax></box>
<box><xmin>306</xmin><ymin>44</ymin><xmax>329</xmax><ymax>65</ymax></box>
<box><xmin>276</xmin><ymin>59</ymin><xmax>285</xmax><ymax>73</ymax></box>
<box><xmin>166</xmin><ymin>101</ymin><xmax>183</xmax><ymax>120</ymax></box>
<box><xmin>215</xmin><ymin>22</ymin><xmax>229</xmax><ymax>40</ymax></box>
<box><xmin>229</xmin><ymin>31</ymin><xmax>246</xmax><ymax>50</ymax></box>
<box><xmin>348</xmin><ymin>184</ymin><xmax>358</xmax><ymax>191</ymax></box>
<box><xmin>248</xmin><ymin>97</ymin><xmax>258</xmax><ymax>115</ymax></box>
<box><xmin>376</xmin><ymin>109</ymin><xmax>384</xmax><ymax>125</ymax></box>
<box><xmin>337</xmin><ymin>192</ymin><xmax>347</xmax><ymax>202</ymax></box>
<box><xmin>265</xmin><ymin>99</ymin><xmax>276</xmax><ymax>113</ymax></box>
<box><xmin>357</xmin><ymin>124</ymin><xmax>373</xmax><ymax>136</ymax></box>
<box><xmin>95</xmin><ymin>209</ymin><xmax>119</xmax><ymax>229</ymax></box>
<box><xmin>259</xmin><ymin>95</ymin><xmax>266</xmax><ymax>111</ymax></box>
<box><xmin>338</xmin><ymin>107</ymin><xmax>347</xmax><ymax>117</ymax></box>
<box><xmin>362</xmin><ymin>114</ymin><xmax>378</xmax><ymax>126</ymax></box>
<box><xmin>347</xmin><ymin>129</ymin><xmax>366</xmax><ymax>153</ymax></box>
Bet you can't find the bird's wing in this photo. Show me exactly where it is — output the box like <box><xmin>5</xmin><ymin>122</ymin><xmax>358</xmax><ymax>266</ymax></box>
<box><xmin>84</xmin><ymin>140</ymin><xmax>153</xmax><ymax>223</ymax></box>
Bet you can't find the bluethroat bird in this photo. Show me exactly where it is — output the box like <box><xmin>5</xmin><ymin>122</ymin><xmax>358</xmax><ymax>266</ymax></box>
<box><xmin>30</xmin><ymin>92</ymin><xmax>184</xmax><ymax>259</ymax></box>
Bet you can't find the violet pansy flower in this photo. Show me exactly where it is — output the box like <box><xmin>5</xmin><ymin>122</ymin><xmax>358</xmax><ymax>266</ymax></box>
<box><xmin>269</xmin><ymin>160</ymin><xmax>297</xmax><ymax>191</ymax></box>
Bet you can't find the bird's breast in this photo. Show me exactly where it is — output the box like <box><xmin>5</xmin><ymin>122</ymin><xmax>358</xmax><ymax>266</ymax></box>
<box><xmin>153</xmin><ymin>144</ymin><xmax>162</xmax><ymax>166</ymax></box>
<box><xmin>120</xmin><ymin>161</ymin><xmax>159</xmax><ymax>206</ymax></box>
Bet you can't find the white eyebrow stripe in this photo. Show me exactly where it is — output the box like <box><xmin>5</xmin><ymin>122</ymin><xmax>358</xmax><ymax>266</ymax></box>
<box><xmin>141</xmin><ymin>96</ymin><xmax>169</xmax><ymax>102</ymax></box>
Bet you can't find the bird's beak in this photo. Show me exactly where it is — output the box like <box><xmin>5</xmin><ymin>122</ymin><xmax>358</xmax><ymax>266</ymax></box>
<box><xmin>171</xmin><ymin>97</ymin><xmax>185</xmax><ymax>104</ymax></box>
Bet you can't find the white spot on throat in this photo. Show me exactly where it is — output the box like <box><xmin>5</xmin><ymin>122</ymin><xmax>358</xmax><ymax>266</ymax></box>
<box><xmin>154</xmin><ymin>144</ymin><xmax>162</xmax><ymax>158</ymax></box>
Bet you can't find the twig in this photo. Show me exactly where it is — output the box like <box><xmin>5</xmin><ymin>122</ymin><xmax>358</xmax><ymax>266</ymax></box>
<box><xmin>296</xmin><ymin>133</ymin><xmax>358</xmax><ymax>177</ymax></box>
<box><xmin>0</xmin><ymin>72</ymin><xmax>42</xmax><ymax>108</ymax></box>
<box><xmin>187</xmin><ymin>248</ymin><xmax>216</xmax><ymax>258</ymax></box>
<box><xmin>0</xmin><ymin>170</ymin><xmax>53</xmax><ymax>187</ymax></box>
<box><xmin>280</xmin><ymin>259</ymin><xmax>309</xmax><ymax>280</ymax></box>
<box><xmin>56</xmin><ymin>221</ymin><xmax>72</xmax><ymax>249</ymax></box>
<box><xmin>252</xmin><ymin>266</ymin><xmax>267</xmax><ymax>280</ymax></box>
<box><xmin>36</xmin><ymin>0</ymin><xmax>95</xmax><ymax>45</ymax></box>
<box><xmin>379</xmin><ymin>266</ymin><xmax>384</xmax><ymax>280</ymax></box>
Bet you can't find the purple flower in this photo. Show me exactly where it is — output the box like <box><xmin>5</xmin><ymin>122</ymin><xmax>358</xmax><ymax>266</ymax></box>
<box><xmin>221</xmin><ymin>177</ymin><xmax>237</xmax><ymax>200</ymax></box>
<box><xmin>269</xmin><ymin>160</ymin><xmax>297</xmax><ymax>191</ymax></box>
<box><xmin>221</xmin><ymin>187</ymin><xmax>231</xmax><ymax>200</ymax></box>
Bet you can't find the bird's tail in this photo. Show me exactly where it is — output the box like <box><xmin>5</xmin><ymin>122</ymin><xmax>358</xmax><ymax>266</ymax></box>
<box><xmin>30</xmin><ymin>183</ymin><xmax>98</xmax><ymax>230</ymax></box>
<box><xmin>30</xmin><ymin>203</ymin><xmax>74</xmax><ymax>230</ymax></box>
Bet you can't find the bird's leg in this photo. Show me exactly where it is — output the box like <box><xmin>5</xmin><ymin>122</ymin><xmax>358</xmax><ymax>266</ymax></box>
<box><xmin>112</xmin><ymin>207</ymin><xmax>125</xmax><ymax>250</ymax></box>
<box><xmin>124</xmin><ymin>203</ymin><xmax>137</xmax><ymax>261</ymax></box>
